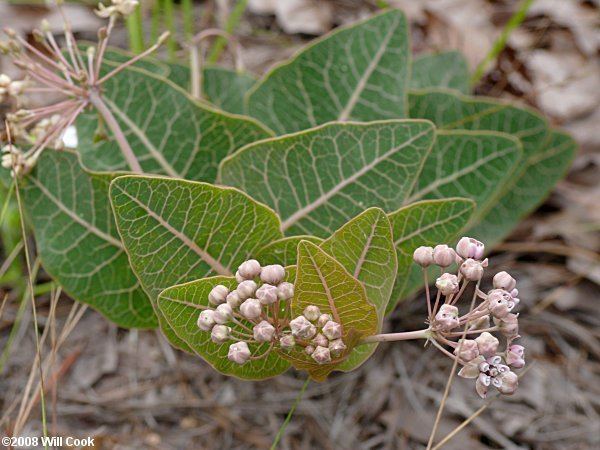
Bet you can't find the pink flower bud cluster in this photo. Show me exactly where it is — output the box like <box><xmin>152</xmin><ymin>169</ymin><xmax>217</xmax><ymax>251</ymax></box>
<box><xmin>196</xmin><ymin>260</ymin><xmax>295</xmax><ymax>365</ymax></box>
<box><xmin>412</xmin><ymin>236</ymin><xmax>526</xmax><ymax>399</ymax></box>
<box><xmin>287</xmin><ymin>305</ymin><xmax>346</xmax><ymax>365</ymax></box>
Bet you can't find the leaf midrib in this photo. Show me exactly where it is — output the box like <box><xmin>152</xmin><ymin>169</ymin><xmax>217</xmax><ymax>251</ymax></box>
<box><xmin>280</xmin><ymin>126</ymin><xmax>432</xmax><ymax>231</ymax></box>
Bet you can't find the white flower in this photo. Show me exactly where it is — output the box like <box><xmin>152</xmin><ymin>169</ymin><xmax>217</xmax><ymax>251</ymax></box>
<box><xmin>96</xmin><ymin>0</ymin><xmax>139</xmax><ymax>18</ymax></box>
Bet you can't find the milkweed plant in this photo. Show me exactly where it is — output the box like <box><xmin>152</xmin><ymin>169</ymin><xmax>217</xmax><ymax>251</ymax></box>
<box><xmin>0</xmin><ymin>0</ymin><xmax>574</xmax><ymax>393</ymax></box>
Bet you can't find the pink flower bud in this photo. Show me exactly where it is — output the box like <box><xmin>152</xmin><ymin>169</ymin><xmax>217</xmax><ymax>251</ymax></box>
<box><xmin>329</xmin><ymin>338</ymin><xmax>347</xmax><ymax>357</ymax></box>
<box><xmin>228</xmin><ymin>341</ymin><xmax>251</xmax><ymax>364</ymax></box>
<box><xmin>494</xmin><ymin>313</ymin><xmax>519</xmax><ymax>338</ymax></box>
<box><xmin>214</xmin><ymin>303</ymin><xmax>233</xmax><ymax>324</ymax></box>
<box><xmin>211</xmin><ymin>324</ymin><xmax>231</xmax><ymax>343</ymax></box>
<box><xmin>454</xmin><ymin>339</ymin><xmax>480</xmax><ymax>362</ymax></box>
<box><xmin>197</xmin><ymin>310</ymin><xmax>216</xmax><ymax>331</ymax></box>
<box><xmin>468</xmin><ymin>315</ymin><xmax>490</xmax><ymax>331</ymax></box>
<box><xmin>434</xmin><ymin>304</ymin><xmax>459</xmax><ymax>331</ymax></box>
<box><xmin>506</xmin><ymin>344</ymin><xmax>525</xmax><ymax>368</ymax></box>
<box><xmin>456</xmin><ymin>237</ymin><xmax>485</xmax><ymax>260</ymax></box>
<box><xmin>256</xmin><ymin>284</ymin><xmax>279</xmax><ymax>305</ymax></box>
<box><xmin>290</xmin><ymin>315</ymin><xmax>317</xmax><ymax>340</ymax></box>
<box><xmin>239</xmin><ymin>298</ymin><xmax>262</xmax><ymax>320</ymax></box>
<box><xmin>497</xmin><ymin>370</ymin><xmax>518</xmax><ymax>395</ymax></box>
<box><xmin>487</xmin><ymin>289</ymin><xmax>512</xmax><ymax>319</ymax></box>
<box><xmin>475</xmin><ymin>332</ymin><xmax>499</xmax><ymax>357</ymax></box>
<box><xmin>277</xmin><ymin>282</ymin><xmax>295</xmax><ymax>300</ymax></box>
<box><xmin>279</xmin><ymin>334</ymin><xmax>295</xmax><ymax>350</ymax></box>
<box><xmin>433</xmin><ymin>244</ymin><xmax>456</xmax><ymax>267</ymax></box>
<box><xmin>226</xmin><ymin>290</ymin><xmax>242</xmax><ymax>308</ymax></box>
<box><xmin>460</xmin><ymin>258</ymin><xmax>485</xmax><ymax>281</ymax></box>
<box><xmin>313</xmin><ymin>333</ymin><xmax>328</xmax><ymax>348</ymax></box>
<box><xmin>413</xmin><ymin>246</ymin><xmax>434</xmax><ymax>267</ymax></box>
<box><xmin>235</xmin><ymin>270</ymin><xmax>245</xmax><ymax>283</ymax></box>
<box><xmin>303</xmin><ymin>305</ymin><xmax>321</xmax><ymax>322</ymax></box>
<box><xmin>260</xmin><ymin>264</ymin><xmax>286</xmax><ymax>285</ymax></box>
<box><xmin>237</xmin><ymin>259</ymin><xmax>261</xmax><ymax>280</ymax></box>
<box><xmin>322</xmin><ymin>320</ymin><xmax>342</xmax><ymax>340</ymax></box>
<box><xmin>311</xmin><ymin>346</ymin><xmax>331</xmax><ymax>364</ymax></box>
<box><xmin>253</xmin><ymin>320</ymin><xmax>275</xmax><ymax>342</ymax></box>
<box><xmin>208</xmin><ymin>285</ymin><xmax>229</xmax><ymax>305</ymax></box>
<box><xmin>317</xmin><ymin>313</ymin><xmax>332</xmax><ymax>328</ymax></box>
<box><xmin>435</xmin><ymin>273</ymin><xmax>460</xmax><ymax>295</ymax></box>
<box><xmin>493</xmin><ymin>271</ymin><xmax>516</xmax><ymax>291</ymax></box>
<box><xmin>305</xmin><ymin>345</ymin><xmax>315</xmax><ymax>355</ymax></box>
<box><xmin>236</xmin><ymin>280</ymin><xmax>257</xmax><ymax>300</ymax></box>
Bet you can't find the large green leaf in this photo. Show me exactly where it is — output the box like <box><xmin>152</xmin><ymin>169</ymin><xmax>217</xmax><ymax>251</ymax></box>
<box><xmin>470</xmin><ymin>129</ymin><xmax>576</xmax><ymax>242</ymax></box>
<box><xmin>20</xmin><ymin>151</ymin><xmax>155</xmax><ymax>328</ymax></box>
<box><xmin>410</xmin><ymin>51</ymin><xmax>470</xmax><ymax>94</ymax></box>
<box><xmin>281</xmin><ymin>241</ymin><xmax>377</xmax><ymax>381</ymax></box>
<box><xmin>76</xmin><ymin>64</ymin><xmax>271</xmax><ymax>181</ymax></box>
<box><xmin>157</xmin><ymin>276</ymin><xmax>290</xmax><ymax>379</ymax></box>
<box><xmin>109</xmin><ymin>175</ymin><xmax>284</xmax><ymax>352</ymax></box>
<box><xmin>388</xmin><ymin>198</ymin><xmax>475</xmax><ymax>311</ymax></box>
<box><xmin>405</xmin><ymin>130</ymin><xmax>522</xmax><ymax>223</ymax></box>
<box><xmin>219</xmin><ymin>120</ymin><xmax>436</xmax><ymax>237</ymax></box>
<box><xmin>408</xmin><ymin>88</ymin><xmax>563</xmax><ymax>245</ymax></box>
<box><xmin>255</xmin><ymin>235</ymin><xmax>323</xmax><ymax>267</ymax></box>
<box><xmin>246</xmin><ymin>10</ymin><xmax>410</xmax><ymax>134</ymax></box>
<box><xmin>320</xmin><ymin>208</ymin><xmax>396</xmax><ymax>371</ymax></box>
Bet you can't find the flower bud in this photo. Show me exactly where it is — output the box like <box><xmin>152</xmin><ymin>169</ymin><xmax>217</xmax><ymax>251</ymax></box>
<box><xmin>476</xmin><ymin>373</ymin><xmax>490</xmax><ymax>398</ymax></box>
<box><xmin>0</xmin><ymin>74</ymin><xmax>11</xmax><ymax>87</ymax></box>
<box><xmin>497</xmin><ymin>370</ymin><xmax>518</xmax><ymax>395</ymax></box>
<box><xmin>456</xmin><ymin>237</ymin><xmax>485</xmax><ymax>260</ymax></box>
<box><xmin>303</xmin><ymin>305</ymin><xmax>321</xmax><ymax>322</ymax></box>
<box><xmin>260</xmin><ymin>264</ymin><xmax>285</xmax><ymax>285</ymax></box>
<box><xmin>435</xmin><ymin>273</ymin><xmax>459</xmax><ymax>295</ymax></box>
<box><xmin>433</xmin><ymin>244</ymin><xmax>456</xmax><ymax>267</ymax></box>
<box><xmin>475</xmin><ymin>332</ymin><xmax>499</xmax><ymax>358</ymax></box>
<box><xmin>329</xmin><ymin>339</ymin><xmax>347</xmax><ymax>357</ymax></box>
<box><xmin>458</xmin><ymin>355</ymin><xmax>485</xmax><ymax>378</ymax></box>
<box><xmin>493</xmin><ymin>271</ymin><xmax>516</xmax><ymax>291</ymax></box>
<box><xmin>305</xmin><ymin>345</ymin><xmax>315</xmax><ymax>355</ymax></box>
<box><xmin>311</xmin><ymin>346</ymin><xmax>331</xmax><ymax>364</ymax></box>
<box><xmin>312</xmin><ymin>333</ymin><xmax>328</xmax><ymax>348</ymax></box>
<box><xmin>277</xmin><ymin>282</ymin><xmax>294</xmax><ymax>300</ymax></box>
<box><xmin>211</xmin><ymin>324</ymin><xmax>231</xmax><ymax>344</ymax></box>
<box><xmin>253</xmin><ymin>320</ymin><xmax>275</xmax><ymax>342</ymax></box>
<box><xmin>239</xmin><ymin>298</ymin><xmax>261</xmax><ymax>320</ymax></box>
<box><xmin>460</xmin><ymin>258</ymin><xmax>484</xmax><ymax>281</ymax></box>
<box><xmin>226</xmin><ymin>290</ymin><xmax>242</xmax><ymax>308</ymax></box>
<box><xmin>494</xmin><ymin>313</ymin><xmax>519</xmax><ymax>338</ymax></box>
<box><xmin>214</xmin><ymin>303</ymin><xmax>233</xmax><ymax>324</ymax></box>
<box><xmin>197</xmin><ymin>310</ymin><xmax>216</xmax><ymax>331</ymax></box>
<box><xmin>208</xmin><ymin>284</ymin><xmax>229</xmax><ymax>305</ymax></box>
<box><xmin>290</xmin><ymin>315</ymin><xmax>317</xmax><ymax>340</ymax></box>
<box><xmin>228</xmin><ymin>341</ymin><xmax>251</xmax><ymax>365</ymax></box>
<box><xmin>317</xmin><ymin>313</ymin><xmax>332</xmax><ymax>328</ymax></box>
<box><xmin>468</xmin><ymin>314</ymin><xmax>490</xmax><ymax>331</ymax></box>
<box><xmin>506</xmin><ymin>344</ymin><xmax>525</xmax><ymax>368</ymax></box>
<box><xmin>322</xmin><ymin>320</ymin><xmax>342</xmax><ymax>340</ymax></box>
<box><xmin>236</xmin><ymin>280</ymin><xmax>258</xmax><ymax>300</ymax></box>
<box><xmin>238</xmin><ymin>259</ymin><xmax>261</xmax><ymax>279</ymax></box>
<box><xmin>434</xmin><ymin>304</ymin><xmax>459</xmax><ymax>331</ymax></box>
<box><xmin>413</xmin><ymin>246</ymin><xmax>434</xmax><ymax>267</ymax></box>
<box><xmin>279</xmin><ymin>334</ymin><xmax>295</xmax><ymax>350</ymax></box>
<box><xmin>235</xmin><ymin>270</ymin><xmax>245</xmax><ymax>283</ymax></box>
<box><xmin>454</xmin><ymin>339</ymin><xmax>479</xmax><ymax>362</ymax></box>
<box><xmin>256</xmin><ymin>284</ymin><xmax>279</xmax><ymax>305</ymax></box>
<box><xmin>487</xmin><ymin>289</ymin><xmax>512</xmax><ymax>319</ymax></box>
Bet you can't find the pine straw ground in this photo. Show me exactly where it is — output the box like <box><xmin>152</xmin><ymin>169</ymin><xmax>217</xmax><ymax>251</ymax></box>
<box><xmin>0</xmin><ymin>1</ymin><xmax>599</xmax><ymax>448</ymax></box>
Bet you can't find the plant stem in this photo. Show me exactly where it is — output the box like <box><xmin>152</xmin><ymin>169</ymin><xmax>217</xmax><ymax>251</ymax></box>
<box><xmin>126</xmin><ymin>2</ymin><xmax>145</xmax><ymax>53</ymax></box>
<box><xmin>470</xmin><ymin>0</ymin><xmax>534</xmax><ymax>85</ymax></box>
<box><xmin>270</xmin><ymin>377</ymin><xmax>310</xmax><ymax>450</ymax></box>
<box><xmin>208</xmin><ymin>0</ymin><xmax>248</xmax><ymax>64</ymax></box>
<box><xmin>150</xmin><ymin>0</ymin><xmax>163</xmax><ymax>42</ymax></box>
<box><xmin>88</xmin><ymin>91</ymin><xmax>142</xmax><ymax>173</ymax></box>
<box><xmin>164</xmin><ymin>0</ymin><xmax>177</xmax><ymax>61</ymax></box>
<box><xmin>360</xmin><ymin>328</ymin><xmax>430</xmax><ymax>344</ymax></box>
<box><xmin>182</xmin><ymin>0</ymin><xmax>194</xmax><ymax>40</ymax></box>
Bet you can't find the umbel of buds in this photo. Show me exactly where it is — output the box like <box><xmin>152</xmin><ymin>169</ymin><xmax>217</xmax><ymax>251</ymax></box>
<box><xmin>406</xmin><ymin>236</ymin><xmax>526</xmax><ymax>399</ymax></box>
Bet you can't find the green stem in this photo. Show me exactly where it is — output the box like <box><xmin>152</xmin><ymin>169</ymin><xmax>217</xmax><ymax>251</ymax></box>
<box><xmin>164</xmin><ymin>0</ymin><xmax>177</xmax><ymax>61</ymax></box>
<box><xmin>471</xmin><ymin>0</ymin><xmax>534</xmax><ymax>86</ymax></box>
<box><xmin>150</xmin><ymin>0</ymin><xmax>163</xmax><ymax>43</ymax></box>
<box><xmin>270</xmin><ymin>377</ymin><xmax>310</xmax><ymax>450</ymax></box>
<box><xmin>182</xmin><ymin>0</ymin><xmax>194</xmax><ymax>40</ymax></box>
<box><xmin>126</xmin><ymin>2</ymin><xmax>145</xmax><ymax>53</ymax></box>
<box><xmin>207</xmin><ymin>0</ymin><xmax>248</xmax><ymax>64</ymax></box>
